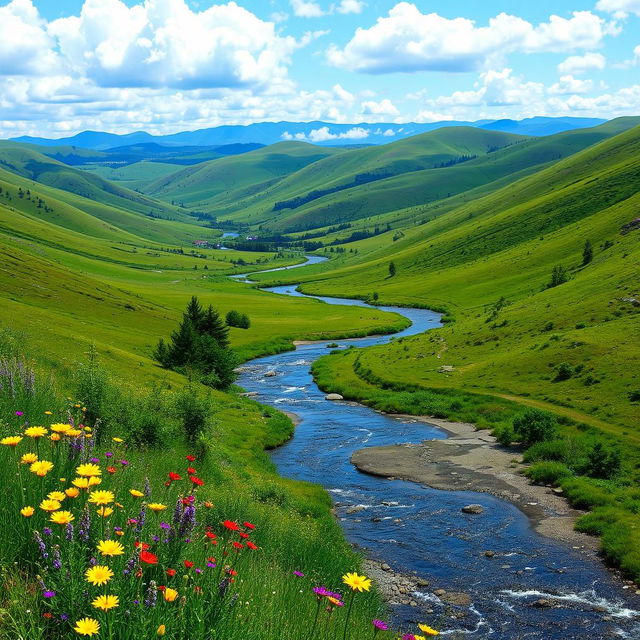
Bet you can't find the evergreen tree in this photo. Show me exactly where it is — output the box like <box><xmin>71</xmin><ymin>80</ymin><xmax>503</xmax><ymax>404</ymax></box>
<box><xmin>388</xmin><ymin>261</ymin><xmax>396</xmax><ymax>277</ymax></box>
<box><xmin>547</xmin><ymin>265</ymin><xmax>569</xmax><ymax>289</ymax></box>
<box><xmin>201</xmin><ymin>305</ymin><xmax>229</xmax><ymax>348</ymax></box>
<box><xmin>184</xmin><ymin>296</ymin><xmax>205</xmax><ymax>332</ymax></box>
<box><xmin>582</xmin><ymin>239</ymin><xmax>593</xmax><ymax>266</ymax></box>
<box><xmin>166</xmin><ymin>317</ymin><xmax>198</xmax><ymax>367</ymax></box>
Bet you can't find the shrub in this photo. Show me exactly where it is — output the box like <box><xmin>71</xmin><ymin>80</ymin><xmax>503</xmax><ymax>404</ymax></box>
<box><xmin>227</xmin><ymin>310</ymin><xmax>251</xmax><ymax>329</ymax></box>
<box><xmin>584</xmin><ymin>442</ymin><xmax>621</xmax><ymax>479</ymax></box>
<box><xmin>493</xmin><ymin>424</ymin><xmax>515</xmax><ymax>446</ymax></box>
<box><xmin>173</xmin><ymin>384</ymin><xmax>211</xmax><ymax>443</ymax></box>
<box><xmin>561</xmin><ymin>477</ymin><xmax>615</xmax><ymax>510</ymax></box>
<box><xmin>512</xmin><ymin>409</ymin><xmax>556</xmax><ymax>446</ymax></box>
<box><xmin>524</xmin><ymin>462</ymin><xmax>572</xmax><ymax>485</ymax></box>
<box><xmin>554</xmin><ymin>363</ymin><xmax>573</xmax><ymax>381</ymax></box>
<box><xmin>523</xmin><ymin>439</ymin><xmax>571</xmax><ymax>463</ymax></box>
<box><xmin>546</xmin><ymin>265</ymin><xmax>569</xmax><ymax>289</ymax></box>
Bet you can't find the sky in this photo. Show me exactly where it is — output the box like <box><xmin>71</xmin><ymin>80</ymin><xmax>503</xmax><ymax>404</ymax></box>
<box><xmin>0</xmin><ymin>0</ymin><xmax>639</xmax><ymax>139</ymax></box>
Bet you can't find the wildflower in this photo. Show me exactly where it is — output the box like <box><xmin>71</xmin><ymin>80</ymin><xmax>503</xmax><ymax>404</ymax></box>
<box><xmin>246</xmin><ymin>541</ymin><xmax>258</xmax><ymax>550</ymax></box>
<box><xmin>112</xmin><ymin>437</ymin><xmax>123</xmax><ymax>443</ymax></box>
<box><xmin>39</xmin><ymin>499</ymin><xmax>62</xmax><ymax>512</ymax></box>
<box><xmin>105</xmin><ymin>452</ymin><xmax>113</xmax><ymax>458</ymax></box>
<box><xmin>166</xmin><ymin>569</ymin><xmax>176</xmax><ymax>577</ymax></box>
<box><xmin>1</xmin><ymin>436</ymin><xmax>22</xmax><ymax>446</ymax></box>
<box><xmin>96</xmin><ymin>507</ymin><xmax>113</xmax><ymax>517</ymax></box>
<box><xmin>342</xmin><ymin>572</ymin><xmax>372</xmax><ymax>592</ymax></box>
<box><xmin>223</xmin><ymin>520</ymin><xmax>240</xmax><ymax>532</ymax></box>
<box><xmin>88</xmin><ymin>490</ymin><xmax>114</xmax><ymax>506</ymax></box>
<box><xmin>120</xmin><ymin>459</ymin><xmax>128</xmax><ymax>466</ymax></box>
<box><xmin>203</xmin><ymin>501</ymin><xmax>213</xmax><ymax>508</ymax></box>
<box><xmin>107</xmin><ymin>466</ymin><xmax>116</xmax><ymax>474</ymax></box>
<box><xmin>21</xmin><ymin>506</ymin><xmax>35</xmax><ymax>517</ymax></box>
<box><xmin>65</xmin><ymin>429</ymin><xmax>83</xmax><ymax>437</ymax></box>
<box><xmin>43</xmin><ymin>590</ymin><xmax>56</xmax><ymax>599</ymax></box>
<box><xmin>76</xmin><ymin>463</ymin><xmax>101</xmax><ymax>477</ymax></box>
<box><xmin>15</xmin><ymin>410</ymin><xmax>24</xmax><ymax>416</ymax></box>
<box><xmin>130</xmin><ymin>489</ymin><xmax>144</xmax><ymax>498</ymax></box>
<box><xmin>148</xmin><ymin>503</ymin><xmax>168</xmax><ymax>512</ymax></box>
<box><xmin>96</xmin><ymin>539</ymin><xmax>124</xmax><ymax>557</ymax></box>
<box><xmin>51</xmin><ymin>511</ymin><xmax>75</xmax><ymax>525</ymax></box>
<box><xmin>327</xmin><ymin>596</ymin><xmax>344</xmax><ymax>607</ymax></box>
<box><xmin>164</xmin><ymin>588</ymin><xmax>178</xmax><ymax>602</ymax></box>
<box><xmin>140</xmin><ymin>550</ymin><xmax>158</xmax><ymax>565</ymax></box>
<box><xmin>189</xmin><ymin>475</ymin><xmax>204</xmax><ymax>487</ymax></box>
<box><xmin>238</xmin><ymin>532</ymin><xmax>249</xmax><ymax>539</ymax></box>
<box><xmin>157</xmin><ymin>625</ymin><xmax>166</xmax><ymax>636</ymax></box>
<box><xmin>30</xmin><ymin>460</ymin><xmax>54</xmax><ymax>477</ymax></box>
<box><xmin>243</xmin><ymin>521</ymin><xmax>256</xmax><ymax>529</ymax></box>
<box><xmin>66</xmin><ymin>487</ymin><xmax>80</xmax><ymax>498</ymax></box>
<box><xmin>293</xmin><ymin>570</ymin><xmax>304</xmax><ymax>577</ymax></box>
<box><xmin>417</xmin><ymin>624</ymin><xmax>440</xmax><ymax>636</ymax></box>
<box><xmin>50</xmin><ymin>433</ymin><xmax>62</xmax><ymax>442</ymax></box>
<box><xmin>232</xmin><ymin>542</ymin><xmax>244</xmax><ymax>550</ymax></box>
<box><xmin>44</xmin><ymin>411</ymin><xmax>52</xmax><ymax>415</ymax></box>
<box><xmin>373</xmin><ymin>620</ymin><xmax>389</xmax><ymax>631</ymax></box>
<box><xmin>73</xmin><ymin>617</ymin><xmax>100</xmax><ymax>636</ymax></box>
<box><xmin>91</xmin><ymin>594</ymin><xmax>119</xmax><ymax>611</ymax></box>
<box><xmin>25</xmin><ymin>426</ymin><xmax>47</xmax><ymax>438</ymax></box>
<box><xmin>21</xmin><ymin>452</ymin><xmax>38</xmax><ymax>464</ymax></box>
<box><xmin>50</xmin><ymin>424</ymin><xmax>70</xmax><ymax>434</ymax></box>
<box><xmin>47</xmin><ymin>491</ymin><xmax>66</xmax><ymax>501</ymax></box>
<box><xmin>186</xmin><ymin>455</ymin><xmax>196</xmax><ymax>462</ymax></box>
<box><xmin>187</xmin><ymin>467</ymin><xmax>196</xmax><ymax>475</ymax></box>
<box><xmin>85</xmin><ymin>565</ymin><xmax>114</xmax><ymax>586</ymax></box>
<box><xmin>205</xmin><ymin>531</ymin><xmax>216</xmax><ymax>539</ymax></box>
<box><xmin>168</xmin><ymin>472</ymin><xmax>181</xmax><ymax>482</ymax></box>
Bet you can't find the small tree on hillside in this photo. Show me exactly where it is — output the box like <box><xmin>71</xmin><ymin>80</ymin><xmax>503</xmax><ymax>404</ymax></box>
<box><xmin>388</xmin><ymin>261</ymin><xmax>396</xmax><ymax>277</ymax></box>
<box><xmin>582</xmin><ymin>239</ymin><xmax>593</xmax><ymax>266</ymax></box>
<box><xmin>513</xmin><ymin>409</ymin><xmax>556</xmax><ymax>446</ymax></box>
<box><xmin>547</xmin><ymin>265</ymin><xmax>569</xmax><ymax>289</ymax></box>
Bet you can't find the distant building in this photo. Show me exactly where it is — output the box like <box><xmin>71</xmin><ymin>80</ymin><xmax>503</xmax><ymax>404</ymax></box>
<box><xmin>193</xmin><ymin>240</ymin><xmax>211</xmax><ymax>248</ymax></box>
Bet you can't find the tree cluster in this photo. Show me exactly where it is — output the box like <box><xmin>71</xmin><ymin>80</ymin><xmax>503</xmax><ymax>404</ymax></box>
<box><xmin>226</xmin><ymin>310</ymin><xmax>250</xmax><ymax>329</ymax></box>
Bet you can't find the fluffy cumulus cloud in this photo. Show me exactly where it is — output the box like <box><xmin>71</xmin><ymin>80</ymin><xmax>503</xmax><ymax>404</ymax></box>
<box><xmin>282</xmin><ymin>126</ymin><xmax>370</xmax><ymax>141</ymax></box>
<box><xmin>557</xmin><ymin>52</ymin><xmax>606</xmax><ymax>74</ymax></box>
<box><xmin>360</xmin><ymin>99</ymin><xmax>399</xmax><ymax>115</ymax></box>
<box><xmin>327</xmin><ymin>3</ymin><xmax>612</xmax><ymax>73</ymax></box>
<box><xmin>336</xmin><ymin>0</ymin><xmax>365</xmax><ymax>14</ymax></box>
<box><xmin>548</xmin><ymin>75</ymin><xmax>594</xmax><ymax>94</ymax></box>
<box><xmin>290</xmin><ymin>0</ymin><xmax>364</xmax><ymax>18</ymax></box>
<box><xmin>595</xmin><ymin>0</ymin><xmax>640</xmax><ymax>17</ymax></box>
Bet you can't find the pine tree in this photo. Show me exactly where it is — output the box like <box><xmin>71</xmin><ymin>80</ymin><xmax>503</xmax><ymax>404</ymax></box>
<box><xmin>201</xmin><ymin>305</ymin><xmax>229</xmax><ymax>348</ymax></box>
<box><xmin>184</xmin><ymin>296</ymin><xmax>205</xmax><ymax>332</ymax></box>
<box><xmin>388</xmin><ymin>261</ymin><xmax>396</xmax><ymax>277</ymax></box>
<box><xmin>582</xmin><ymin>239</ymin><xmax>593</xmax><ymax>266</ymax></box>
<box><xmin>166</xmin><ymin>317</ymin><xmax>198</xmax><ymax>367</ymax></box>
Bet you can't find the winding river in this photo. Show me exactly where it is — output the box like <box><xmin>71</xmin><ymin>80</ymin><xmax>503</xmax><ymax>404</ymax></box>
<box><xmin>233</xmin><ymin>258</ymin><xmax>640</xmax><ymax>639</ymax></box>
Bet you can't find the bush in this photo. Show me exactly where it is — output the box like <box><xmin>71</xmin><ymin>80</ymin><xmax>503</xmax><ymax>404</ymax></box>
<box><xmin>173</xmin><ymin>384</ymin><xmax>211</xmax><ymax>443</ymax></box>
<box><xmin>493</xmin><ymin>424</ymin><xmax>515</xmax><ymax>446</ymax></box>
<box><xmin>523</xmin><ymin>439</ymin><xmax>571</xmax><ymax>463</ymax></box>
<box><xmin>512</xmin><ymin>409</ymin><xmax>556</xmax><ymax>446</ymax></box>
<box><xmin>547</xmin><ymin>265</ymin><xmax>569</xmax><ymax>289</ymax></box>
<box><xmin>561</xmin><ymin>477</ymin><xmax>615</xmax><ymax>510</ymax></box>
<box><xmin>584</xmin><ymin>442</ymin><xmax>621</xmax><ymax>479</ymax></box>
<box><xmin>524</xmin><ymin>462</ymin><xmax>572</xmax><ymax>485</ymax></box>
<box><xmin>226</xmin><ymin>310</ymin><xmax>251</xmax><ymax>329</ymax></box>
<box><xmin>554</xmin><ymin>363</ymin><xmax>573</xmax><ymax>381</ymax></box>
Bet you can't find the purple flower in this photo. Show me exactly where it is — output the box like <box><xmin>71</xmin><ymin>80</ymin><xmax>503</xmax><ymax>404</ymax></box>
<box><xmin>15</xmin><ymin>411</ymin><xmax>24</xmax><ymax>416</ymax></box>
<box><xmin>34</xmin><ymin>531</ymin><xmax>48</xmax><ymax>560</ymax></box>
<box><xmin>144</xmin><ymin>580</ymin><xmax>157</xmax><ymax>608</ymax></box>
<box><xmin>207</xmin><ymin>562</ymin><xmax>216</xmax><ymax>568</ymax></box>
<box><xmin>313</xmin><ymin>586</ymin><xmax>330</xmax><ymax>597</ymax></box>
<box><xmin>43</xmin><ymin>527</ymin><xmax>53</xmax><ymax>536</ymax></box>
<box><xmin>373</xmin><ymin>620</ymin><xmax>388</xmax><ymax>631</ymax></box>
<box><xmin>52</xmin><ymin>546</ymin><xmax>61</xmax><ymax>570</ymax></box>
<box><xmin>160</xmin><ymin>522</ymin><xmax>171</xmax><ymax>530</ymax></box>
<box><xmin>43</xmin><ymin>590</ymin><xmax>56</xmax><ymax>599</ymax></box>
<box><xmin>293</xmin><ymin>570</ymin><xmax>305</xmax><ymax>577</ymax></box>
<box><xmin>195</xmin><ymin>568</ymin><xmax>202</xmax><ymax>574</ymax></box>
<box><xmin>90</xmin><ymin>457</ymin><xmax>100</xmax><ymax>464</ymax></box>
<box><xmin>120</xmin><ymin>459</ymin><xmax>129</xmax><ymax>466</ymax></box>
<box><xmin>152</xmin><ymin>535</ymin><xmax>160</xmax><ymax>543</ymax></box>
<box><xmin>105</xmin><ymin>452</ymin><xmax>113</xmax><ymax>458</ymax></box>
<box><xmin>60</xmin><ymin>614</ymin><xmax>68</xmax><ymax>621</ymax></box>
<box><xmin>402</xmin><ymin>635</ymin><xmax>416</xmax><ymax>640</ymax></box>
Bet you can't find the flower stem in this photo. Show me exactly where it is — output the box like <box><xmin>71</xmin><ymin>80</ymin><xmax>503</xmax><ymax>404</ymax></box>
<box><xmin>342</xmin><ymin>591</ymin><xmax>355</xmax><ymax>640</ymax></box>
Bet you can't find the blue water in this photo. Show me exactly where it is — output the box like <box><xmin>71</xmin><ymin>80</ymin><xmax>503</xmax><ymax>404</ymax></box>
<box><xmin>233</xmin><ymin>268</ymin><xmax>640</xmax><ymax>639</ymax></box>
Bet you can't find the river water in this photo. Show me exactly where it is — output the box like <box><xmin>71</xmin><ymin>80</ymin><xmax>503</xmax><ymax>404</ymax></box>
<box><xmin>233</xmin><ymin>261</ymin><xmax>640</xmax><ymax>639</ymax></box>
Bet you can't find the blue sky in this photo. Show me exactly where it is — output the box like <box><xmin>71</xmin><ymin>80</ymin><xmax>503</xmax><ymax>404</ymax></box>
<box><xmin>0</xmin><ymin>0</ymin><xmax>638</xmax><ymax>138</ymax></box>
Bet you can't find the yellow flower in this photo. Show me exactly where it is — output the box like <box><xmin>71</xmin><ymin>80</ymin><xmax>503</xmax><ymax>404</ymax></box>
<box><xmin>97</xmin><ymin>539</ymin><xmax>124</xmax><ymax>557</ymax></box>
<box><xmin>91</xmin><ymin>594</ymin><xmax>119</xmax><ymax>611</ymax></box>
<box><xmin>147</xmin><ymin>503</ymin><xmax>167</xmax><ymax>512</ymax></box>
<box><xmin>84</xmin><ymin>426</ymin><xmax>91</xmax><ymax>432</ymax></box>
<box><xmin>74</xmin><ymin>617</ymin><xmax>100</xmax><ymax>636</ymax></box>
<box><xmin>20</xmin><ymin>452</ymin><xmax>38</xmax><ymax>464</ymax></box>
<box><xmin>88</xmin><ymin>490</ymin><xmax>114</xmax><ymax>506</ymax></box>
<box><xmin>66</xmin><ymin>487</ymin><xmax>80</xmax><ymax>498</ymax></box>
<box><xmin>85</xmin><ymin>565</ymin><xmax>114</xmax><ymax>586</ymax></box>
<box><xmin>44</xmin><ymin>410</ymin><xmax>52</xmax><ymax>415</ymax></box>
<box><xmin>20</xmin><ymin>506</ymin><xmax>35</xmax><ymax>517</ymax></box>
<box><xmin>73</xmin><ymin>476</ymin><xmax>101</xmax><ymax>490</ymax></box>
<box><xmin>115</xmin><ymin>529</ymin><xmax>124</xmax><ymax>536</ymax></box>
<box><xmin>66</xmin><ymin>429</ymin><xmax>82</xmax><ymax>437</ymax></box>
<box><xmin>50</xmin><ymin>423</ymin><xmax>70</xmax><ymax>434</ymax></box>
<box><xmin>39</xmin><ymin>499</ymin><xmax>62</xmax><ymax>512</ymax></box>
<box><xmin>164</xmin><ymin>588</ymin><xmax>178</xmax><ymax>602</ymax></box>
<box><xmin>1</xmin><ymin>436</ymin><xmax>22</xmax><ymax>446</ymax></box>
<box><xmin>129</xmin><ymin>489</ymin><xmax>144</xmax><ymax>498</ymax></box>
<box><xmin>157</xmin><ymin>625</ymin><xmax>166</xmax><ymax>636</ymax></box>
<box><xmin>417</xmin><ymin>625</ymin><xmax>440</xmax><ymax>636</ymax></box>
<box><xmin>88</xmin><ymin>476</ymin><xmax>101</xmax><ymax>487</ymax></box>
<box><xmin>50</xmin><ymin>510</ymin><xmax>74</xmax><ymax>525</ymax></box>
<box><xmin>76</xmin><ymin>463</ymin><xmax>101</xmax><ymax>477</ymax></box>
<box><xmin>30</xmin><ymin>460</ymin><xmax>54</xmax><ymax>477</ymax></box>
<box><xmin>342</xmin><ymin>572</ymin><xmax>372</xmax><ymax>592</ymax></box>
<box><xmin>50</xmin><ymin>433</ymin><xmax>62</xmax><ymax>442</ymax></box>
<box><xmin>203</xmin><ymin>501</ymin><xmax>213</xmax><ymax>508</ymax></box>
<box><xmin>112</xmin><ymin>437</ymin><xmax>123</xmax><ymax>443</ymax></box>
<box><xmin>47</xmin><ymin>491</ymin><xmax>66</xmax><ymax>502</ymax></box>
<box><xmin>96</xmin><ymin>507</ymin><xmax>113</xmax><ymax>517</ymax></box>
<box><xmin>414</xmin><ymin>636</ymin><xmax>427</xmax><ymax>640</ymax></box>
<box><xmin>24</xmin><ymin>426</ymin><xmax>47</xmax><ymax>438</ymax></box>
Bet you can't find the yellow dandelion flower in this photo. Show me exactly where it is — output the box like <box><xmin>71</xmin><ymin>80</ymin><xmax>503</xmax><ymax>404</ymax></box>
<box><xmin>66</xmin><ymin>429</ymin><xmax>82</xmax><ymax>437</ymax></box>
<box><xmin>129</xmin><ymin>489</ymin><xmax>144</xmax><ymax>498</ymax></box>
<box><xmin>88</xmin><ymin>476</ymin><xmax>101</xmax><ymax>487</ymax></box>
<box><xmin>88</xmin><ymin>490</ymin><xmax>114</xmax><ymax>506</ymax></box>
<box><xmin>96</xmin><ymin>539</ymin><xmax>124</xmax><ymax>557</ymax></box>
<box><xmin>39</xmin><ymin>499</ymin><xmax>61</xmax><ymax>512</ymax></box>
<box><xmin>342</xmin><ymin>572</ymin><xmax>372</xmax><ymax>592</ymax></box>
<box><xmin>50</xmin><ymin>510</ymin><xmax>74</xmax><ymax>525</ymax></box>
<box><xmin>85</xmin><ymin>565</ymin><xmax>113</xmax><ymax>586</ymax></box>
<box><xmin>164</xmin><ymin>588</ymin><xmax>178</xmax><ymax>602</ymax></box>
<box><xmin>20</xmin><ymin>452</ymin><xmax>38</xmax><ymax>464</ymax></box>
<box><xmin>24</xmin><ymin>426</ymin><xmax>47</xmax><ymax>438</ymax></box>
<box><xmin>20</xmin><ymin>506</ymin><xmax>35</xmax><ymax>517</ymax></box>
<box><xmin>417</xmin><ymin>624</ymin><xmax>440</xmax><ymax>636</ymax></box>
<box><xmin>96</xmin><ymin>506</ymin><xmax>113</xmax><ymax>517</ymax></box>
<box><xmin>72</xmin><ymin>477</ymin><xmax>90</xmax><ymax>489</ymax></box>
<box><xmin>157</xmin><ymin>625</ymin><xmax>166</xmax><ymax>636</ymax></box>
<box><xmin>112</xmin><ymin>437</ymin><xmax>123</xmax><ymax>443</ymax></box>
<box><xmin>47</xmin><ymin>491</ymin><xmax>66</xmax><ymax>501</ymax></box>
<box><xmin>50</xmin><ymin>433</ymin><xmax>62</xmax><ymax>442</ymax></box>
<box><xmin>1</xmin><ymin>436</ymin><xmax>22</xmax><ymax>446</ymax></box>
<box><xmin>44</xmin><ymin>410</ymin><xmax>52</xmax><ymax>415</ymax></box>
<box><xmin>66</xmin><ymin>487</ymin><xmax>80</xmax><ymax>498</ymax></box>
<box><xmin>76</xmin><ymin>463</ymin><xmax>101</xmax><ymax>477</ymax></box>
<box><xmin>30</xmin><ymin>460</ymin><xmax>54</xmax><ymax>477</ymax></box>
<box><xmin>50</xmin><ymin>423</ymin><xmax>70</xmax><ymax>434</ymax></box>
<box><xmin>91</xmin><ymin>594</ymin><xmax>119</xmax><ymax>611</ymax></box>
<box><xmin>73</xmin><ymin>617</ymin><xmax>100</xmax><ymax>636</ymax></box>
<box><xmin>147</xmin><ymin>503</ymin><xmax>167</xmax><ymax>512</ymax></box>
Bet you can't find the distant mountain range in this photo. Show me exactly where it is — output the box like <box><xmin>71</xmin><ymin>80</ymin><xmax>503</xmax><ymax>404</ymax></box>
<box><xmin>10</xmin><ymin>117</ymin><xmax>606</xmax><ymax>150</ymax></box>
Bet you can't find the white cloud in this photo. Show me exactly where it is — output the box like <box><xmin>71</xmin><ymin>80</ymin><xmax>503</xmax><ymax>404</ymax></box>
<box><xmin>327</xmin><ymin>3</ymin><xmax>612</xmax><ymax>73</ymax></box>
<box><xmin>335</xmin><ymin>0</ymin><xmax>365</xmax><ymax>14</ymax></box>
<box><xmin>284</xmin><ymin>126</ymin><xmax>370</xmax><ymax>142</ymax></box>
<box><xmin>548</xmin><ymin>75</ymin><xmax>594</xmax><ymax>94</ymax></box>
<box><xmin>558</xmin><ymin>52</ymin><xmax>606</xmax><ymax>74</ymax></box>
<box><xmin>360</xmin><ymin>99</ymin><xmax>399</xmax><ymax>115</ymax></box>
<box><xmin>595</xmin><ymin>0</ymin><xmax>640</xmax><ymax>17</ymax></box>
<box><xmin>290</xmin><ymin>0</ymin><xmax>325</xmax><ymax>18</ymax></box>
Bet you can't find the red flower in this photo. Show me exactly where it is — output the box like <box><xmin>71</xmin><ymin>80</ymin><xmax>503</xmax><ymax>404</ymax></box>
<box><xmin>207</xmin><ymin>556</ymin><xmax>216</xmax><ymax>563</ymax></box>
<box><xmin>166</xmin><ymin>568</ymin><xmax>176</xmax><ymax>577</ymax></box>
<box><xmin>186</xmin><ymin>455</ymin><xmax>196</xmax><ymax>462</ymax></box>
<box><xmin>107</xmin><ymin>466</ymin><xmax>116</xmax><ymax>474</ymax></box>
<box><xmin>246</xmin><ymin>541</ymin><xmax>258</xmax><ymax>550</ymax></box>
<box><xmin>232</xmin><ymin>541</ymin><xmax>244</xmax><ymax>550</ymax></box>
<box><xmin>140</xmin><ymin>550</ymin><xmax>158</xmax><ymax>565</ymax></box>
<box><xmin>243</xmin><ymin>522</ymin><xmax>256</xmax><ymax>530</ymax></box>
<box><xmin>183</xmin><ymin>560</ymin><xmax>194</xmax><ymax>569</ymax></box>
<box><xmin>190</xmin><ymin>476</ymin><xmax>204</xmax><ymax>487</ymax></box>
<box><xmin>187</xmin><ymin>467</ymin><xmax>196</xmax><ymax>475</ymax></box>
<box><xmin>223</xmin><ymin>520</ymin><xmax>240</xmax><ymax>531</ymax></box>
<box><xmin>43</xmin><ymin>612</ymin><xmax>53</xmax><ymax>619</ymax></box>
<box><xmin>226</xmin><ymin>569</ymin><xmax>237</xmax><ymax>576</ymax></box>
<box><xmin>238</xmin><ymin>532</ymin><xmax>249</xmax><ymax>539</ymax></box>
<box><xmin>168</xmin><ymin>472</ymin><xmax>181</xmax><ymax>481</ymax></box>
<box><xmin>205</xmin><ymin>531</ymin><xmax>217</xmax><ymax>539</ymax></box>
<box><xmin>157</xmin><ymin>585</ymin><xmax>166</xmax><ymax>592</ymax></box>
<box><xmin>135</xmin><ymin>541</ymin><xmax>150</xmax><ymax>550</ymax></box>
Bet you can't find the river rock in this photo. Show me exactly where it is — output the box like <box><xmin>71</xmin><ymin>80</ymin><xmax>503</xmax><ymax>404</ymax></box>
<box><xmin>264</xmin><ymin>370</ymin><xmax>277</xmax><ymax>377</ymax></box>
<box><xmin>439</xmin><ymin>591</ymin><xmax>472</xmax><ymax>607</ymax></box>
<box><xmin>532</xmin><ymin>599</ymin><xmax>554</xmax><ymax>608</ymax></box>
<box><xmin>462</xmin><ymin>504</ymin><xmax>484</xmax><ymax>514</ymax></box>
<box><xmin>381</xmin><ymin>563</ymin><xmax>391</xmax><ymax>572</ymax></box>
<box><xmin>325</xmin><ymin>393</ymin><xmax>344</xmax><ymax>400</ymax></box>
<box><xmin>346</xmin><ymin>505</ymin><xmax>366</xmax><ymax>514</ymax></box>
<box><xmin>484</xmin><ymin>550</ymin><xmax>495</xmax><ymax>557</ymax></box>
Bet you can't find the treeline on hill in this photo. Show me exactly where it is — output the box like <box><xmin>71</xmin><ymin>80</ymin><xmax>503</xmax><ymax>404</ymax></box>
<box><xmin>154</xmin><ymin>296</ymin><xmax>237</xmax><ymax>389</ymax></box>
